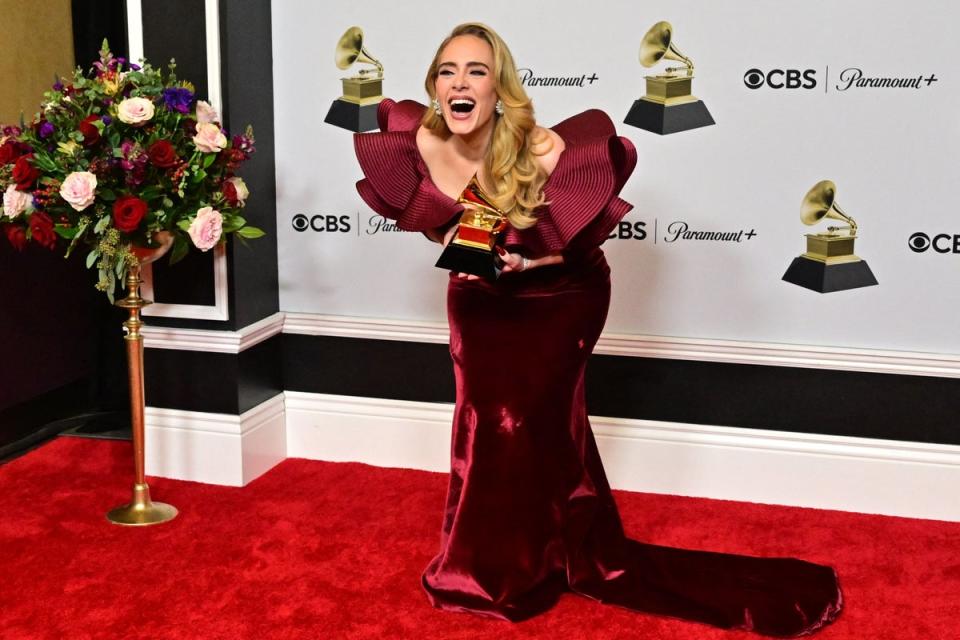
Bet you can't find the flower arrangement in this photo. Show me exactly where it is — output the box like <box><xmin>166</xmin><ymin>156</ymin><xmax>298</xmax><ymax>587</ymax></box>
<box><xmin>0</xmin><ymin>40</ymin><xmax>263</xmax><ymax>300</ymax></box>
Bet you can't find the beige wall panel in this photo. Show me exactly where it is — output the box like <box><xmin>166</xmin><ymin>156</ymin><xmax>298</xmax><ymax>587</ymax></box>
<box><xmin>0</xmin><ymin>0</ymin><xmax>74</xmax><ymax>125</ymax></box>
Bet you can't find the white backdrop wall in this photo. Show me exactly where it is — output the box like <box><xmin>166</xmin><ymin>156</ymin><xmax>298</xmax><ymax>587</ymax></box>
<box><xmin>272</xmin><ymin>1</ymin><xmax>959</xmax><ymax>355</ymax></box>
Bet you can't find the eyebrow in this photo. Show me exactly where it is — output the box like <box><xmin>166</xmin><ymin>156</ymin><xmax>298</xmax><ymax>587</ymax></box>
<box><xmin>437</xmin><ymin>61</ymin><xmax>490</xmax><ymax>70</ymax></box>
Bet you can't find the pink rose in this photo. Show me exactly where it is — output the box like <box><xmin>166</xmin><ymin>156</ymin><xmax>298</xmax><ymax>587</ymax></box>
<box><xmin>188</xmin><ymin>206</ymin><xmax>223</xmax><ymax>251</ymax></box>
<box><xmin>196</xmin><ymin>100</ymin><xmax>219</xmax><ymax>124</ymax></box>
<box><xmin>59</xmin><ymin>171</ymin><xmax>98</xmax><ymax>211</ymax></box>
<box><xmin>222</xmin><ymin>176</ymin><xmax>249</xmax><ymax>207</ymax></box>
<box><xmin>193</xmin><ymin>123</ymin><xmax>227</xmax><ymax>153</ymax></box>
<box><xmin>3</xmin><ymin>184</ymin><xmax>32</xmax><ymax>218</ymax></box>
<box><xmin>117</xmin><ymin>97</ymin><xmax>155</xmax><ymax>125</ymax></box>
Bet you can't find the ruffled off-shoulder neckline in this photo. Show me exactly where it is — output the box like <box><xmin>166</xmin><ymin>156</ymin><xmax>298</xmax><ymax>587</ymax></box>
<box><xmin>354</xmin><ymin>99</ymin><xmax>636</xmax><ymax>254</ymax></box>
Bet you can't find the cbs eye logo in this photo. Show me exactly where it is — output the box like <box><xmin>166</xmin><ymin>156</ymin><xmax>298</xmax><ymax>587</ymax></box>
<box><xmin>744</xmin><ymin>68</ymin><xmax>817</xmax><ymax>90</ymax></box>
<box><xmin>909</xmin><ymin>232</ymin><xmax>960</xmax><ymax>254</ymax></box>
<box><xmin>292</xmin><ymin>214</ymin><xmax>352</xmax><ymax>233</ymax></box>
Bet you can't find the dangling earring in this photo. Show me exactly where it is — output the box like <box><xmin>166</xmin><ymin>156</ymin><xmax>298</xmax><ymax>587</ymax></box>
<box><xmin>495</xmin><ymin>99</ymin><xmax>504</xmax><ymax>115</ymax></box>
<box><xmin>432</xmin><ymin>98</ymin><xmax>442</xmax><ymax>116</ymax></box>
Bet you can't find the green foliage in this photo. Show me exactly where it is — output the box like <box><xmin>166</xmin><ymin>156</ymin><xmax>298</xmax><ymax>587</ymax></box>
<box><xmin>0</xmin><ymin>41</ymin><xmax>262</xmax><ymax>300</ymax></box>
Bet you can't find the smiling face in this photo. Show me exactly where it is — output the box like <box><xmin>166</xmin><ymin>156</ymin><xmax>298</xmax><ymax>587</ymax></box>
<box><xmin>434</xmin><ymin>35</ymin><xmax>498</xmax><ymax>139</ymax></box>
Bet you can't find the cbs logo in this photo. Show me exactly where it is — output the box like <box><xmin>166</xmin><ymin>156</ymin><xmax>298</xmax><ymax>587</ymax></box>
<box><xmin>292</xmin><ymin>214</ymin><xmax>352</xmax><ymax>233</ymax></box>
<box><xmin>744</xmin><ymin>68</ymin><xmax>817</xmax><ymax>90</ymax></box>
<box><xmin>908</xmin><ymin>232</ymin><xmax>960</xmax><ymax>254</ymax></box>
<box><xmin>607</xmin><ymin>221</ymin><xmax>648</xmax><ymax>241</ymax></box>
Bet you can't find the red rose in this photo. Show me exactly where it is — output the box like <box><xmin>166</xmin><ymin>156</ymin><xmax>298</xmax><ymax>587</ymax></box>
<box><xmin>147</xmin><ymin>140</ymin><xmax>179</xmax><ymax>168</ymax></box>
<box><xmin>3</xmin><ymin>223</ymin><xmax>28</xmax><ymax>251</ymax></box>
<box><xmin>78</xmin><ymin>115</ymin><xmax>102</xmax><ymax>146</ymax></box>
<box><xmin>28</xmin><ymin>211</ymin><xmax>56</xmax><ymax>250</ymax></box>
<box><xmin>0</xmin><ymin>140</ymin><xmax>20</xmax><ymax>165</ymax></box>
<box><xmin>222</xmin><ymin>179</ymin><xmax>238</xmax><ymax>206</ymax></box>
<box><xmin>12</xmin><ymin>154</ymin><xmax>40</xmax><ymax>190</ymax></box>
<box><xmin>112</xmin><ymin>195</ymin><xmax>148</xmax><ymax>233</ymax></box>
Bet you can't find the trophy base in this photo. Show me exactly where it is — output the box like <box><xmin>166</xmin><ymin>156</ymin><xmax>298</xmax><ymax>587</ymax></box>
<box><xmin>782</xmin><ymin>256</ymin><xmax>878</xmax><ymax>293</ymax></box>
<box><xmin>324</xmin><ymin>99</ymin><xmax>381</xmax><ymax>132</ymax></box>
<box><xmin>436</xmin><ymin>243</ymin><xmax>501</xmax><ymax>280</ymax></box>
<box><xmin>624</xmin><ymin>98</ymin><xmax>715</xmax><ymax>135</ymax></box>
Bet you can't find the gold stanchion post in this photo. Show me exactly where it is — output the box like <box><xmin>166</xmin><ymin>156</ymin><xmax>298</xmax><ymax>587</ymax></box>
<box><xmin>106</xmin><ymin>262</ymin><xmax>178</xmax><ymax>525</ymax></box>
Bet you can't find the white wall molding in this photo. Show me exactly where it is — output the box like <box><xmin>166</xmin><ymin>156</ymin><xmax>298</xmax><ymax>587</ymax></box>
<box><xmin>145</xmin><ymin>393</ymin><xmax>285</xmax><ymax>486</ymax></box>
<box><xmin>139</xmin><ymin>311</ymin><xmax>960</xmax><ymax>378</ymax></box>
<box><xmin>283</xmin><ymin>313</ymin><xmax>449</xmax><ymax>344</ymax></box>
<box><xmin>283</xmin><ymin>392</ymin><xmax>960</xmax><ymax>522</ymax></box>
<box><xmin>284</xmin><ymin>392</ymin><xmax>453</xmax><ymax>473</ymax></box>
<box><xmin>204</xmin><ymin>0</ymin><xmax>222</xmax><ymax>119</ymax></box>
<box><xmin>282</xmin><ymin>312</ymin><xmax>960</xmax><ymax>379</ymax></box>
<box><xmin>142</xmin><ymin>312</ymin><xmax>284</xmax><ymax>353</ymax></box>
<box><xmin>125</xmin><ymin>0</ymin><xmax>144</xmax><ymax>64</ymax></box>
<box><xmin>144</xmin><ymin>390</ymin><xmax>960</xmax><ymax>520</ymax></box>
<box><xmin>128</xmin><ymin>0</ymin><xmax>229</xmax><ymax>321</ymax></box>
<box><xmin>141</xmin><ymin>244</ymin><xmax>230</xmax><ymax>321</ymax></box>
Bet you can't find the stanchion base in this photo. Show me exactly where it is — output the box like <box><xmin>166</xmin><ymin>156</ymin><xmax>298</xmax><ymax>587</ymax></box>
<box><xmin>106</xmin><ymin>483</ymin><xmax>178</xmax><ymax>526</ymax></box>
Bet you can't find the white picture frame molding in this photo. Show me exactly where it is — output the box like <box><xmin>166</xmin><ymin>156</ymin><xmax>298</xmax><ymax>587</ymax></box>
<box><xmin>126</xmin><ymin>0</ymin><xmax>229</xmax><ymax>321</ymax></box>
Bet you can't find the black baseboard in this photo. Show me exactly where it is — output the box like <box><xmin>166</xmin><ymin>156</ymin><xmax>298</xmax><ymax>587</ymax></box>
<box><xmin>281</xmin><ymin>335</ymin><xmax>960</xmax><ymax>446</ymax></box>
<box><xmin>131</xmin><ymin>332</ymin><xmax>960</xmax><ymax>448</ymax></box>
<box><xmin>0</xmin><ymin>379</ymin><xmax>109</xmax><ymax>464</ymax></box>
<box><xmin>144</xmin><ymin>335</ymin><xmax>283</xmax><ymax>414</ymax></box>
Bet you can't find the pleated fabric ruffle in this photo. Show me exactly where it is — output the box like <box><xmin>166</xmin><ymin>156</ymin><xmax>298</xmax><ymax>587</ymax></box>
<box><xmin>354</xmin><ymin>99</ymin><xmax>637</xmax><ymax>257</ymax></box>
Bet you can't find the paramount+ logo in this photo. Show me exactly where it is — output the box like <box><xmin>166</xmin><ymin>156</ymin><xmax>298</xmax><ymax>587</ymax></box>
<box><xmin>744</xmin><ymin>68</ymin><xmax>817</xmax><ymax>90</ymax></box>
<box><xmin>908</xmin><ymin>232</ymin><xmax>960</xmax><ymax>254</ymax></box>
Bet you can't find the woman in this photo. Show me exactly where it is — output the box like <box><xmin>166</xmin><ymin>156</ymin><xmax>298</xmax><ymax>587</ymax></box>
<box><xmin>354</xmin><ymin>23</ymin><xmax>842</xmax><ymax>637</ymax></box>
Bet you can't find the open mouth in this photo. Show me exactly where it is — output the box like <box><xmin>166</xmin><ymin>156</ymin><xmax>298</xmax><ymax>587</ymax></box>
<box><xmin>449</xmin><ymin>99</ymin><xmax>476</xmax><ymax>114</ymax></box>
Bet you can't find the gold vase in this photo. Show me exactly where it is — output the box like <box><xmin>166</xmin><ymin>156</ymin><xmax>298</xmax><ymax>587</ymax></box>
<box><xmin>106</xmin><ymin>231</ymin><xmax>178</xmax><ymax>526</ymax></box>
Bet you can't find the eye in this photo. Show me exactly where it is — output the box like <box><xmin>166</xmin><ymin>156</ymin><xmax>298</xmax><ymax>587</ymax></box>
<box><xmin>438</xmin><ymin>69</ymin><xmax>454</xmax><ymax>76</ymax></box>
<box><xmin>470</xmin><ymin>69</ymin><xmax>487</xmax><ymax>76</ymax></box>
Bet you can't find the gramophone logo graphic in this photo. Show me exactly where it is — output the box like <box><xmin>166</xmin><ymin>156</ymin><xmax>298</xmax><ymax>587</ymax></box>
<box><xmin>782</xmin><ymin>180</ymin><xmax>879</xmax><ymax>293</ymax></box>
<box><xmin>323</xmin><ymin>26</ymin><xmax>385</xmax><ymax>132</ymax></box>
<box><xmin>624</xmin><ymin>21</ymin><xmax>715</xmax><ymax>135</ymax></box>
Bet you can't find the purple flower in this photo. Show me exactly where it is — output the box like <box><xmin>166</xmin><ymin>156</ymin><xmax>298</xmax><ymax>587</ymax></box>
<box><xmin>39</xmin><ymin>122</ymin><xmax>55</xmax><ymax>138</ymax></box>
<box><xmin>162</xmin><ymin>87</ymin><xmax>194</xmax><ymax>114</ymax></box>
<box><xmin>129</xmin><ymin>63</ymin><xmax>141</xmax><ymax>71</ymax></box>
<box><xmin>53</xmin><ymin>80</ymin><xmax>63</xmax><ymax>91</ymax></box>
<box><xmin>119</xmin><ymin>139</ymin><xmax>149</xmax><ymax>187</ymax></box>
<box><xmin>232</xmin><ymin>134</ymin><xmax>255</xmax><ymax>157</ymax></box>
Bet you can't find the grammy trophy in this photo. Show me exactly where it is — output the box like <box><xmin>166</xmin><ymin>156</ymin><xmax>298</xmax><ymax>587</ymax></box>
<box><xmin>435</xmin><ymin>177</ymin><xmax>509</xmax><ymax>280</ymax></box>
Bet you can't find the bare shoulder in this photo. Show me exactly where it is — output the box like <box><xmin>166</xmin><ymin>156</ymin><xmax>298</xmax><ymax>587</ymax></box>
<box><xmin>415</xmin><ymin>125</ymin><xmax>445</xmax><ymax>162</ymax></box>
<box><xmin>530</xmin><ymin>126</ymin><xmax>566</xmax><ymax>177</ymax></box>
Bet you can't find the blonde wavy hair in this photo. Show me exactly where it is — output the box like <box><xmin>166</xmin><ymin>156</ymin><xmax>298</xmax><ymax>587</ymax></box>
<box><xmin>421</xmin><ymin>23</ymin><xmax>549</xmax><ymax>230</ymax></box>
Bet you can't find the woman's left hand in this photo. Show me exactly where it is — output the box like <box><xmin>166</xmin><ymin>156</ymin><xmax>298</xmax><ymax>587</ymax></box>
<box><xmin>496</xmin><ymin>246</ymin><xmax>527</xmax><ymax>274</ymax></box>
<box><xmin>452</xmin><ymin>247</ymin><xmax>526</xmax><ymax>279</ymax></box>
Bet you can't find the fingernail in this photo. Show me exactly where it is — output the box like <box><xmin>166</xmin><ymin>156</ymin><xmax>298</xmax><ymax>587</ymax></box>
<box><xmin>495</xmin><ymin>246</ymin><xmax>506</xmax><ymax>256</ymax></box>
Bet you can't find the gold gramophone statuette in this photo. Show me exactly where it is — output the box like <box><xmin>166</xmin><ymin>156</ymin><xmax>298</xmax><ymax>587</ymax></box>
<box><xmin>434</xmin><ymin>177</ymin><xmax>508</xmax><ymax>280</ymax></box>
<box><xmin>324</xmin><ymin>26</ymin><xmax>385</xmax><ymax>132</ymax></box>
<box><xmin>799</xmin><ymin>180</ymin><xmax>860</xmax><ymax>265</ymax></box>
<box><xmin>782</xmin><ymin>180</ymin><xmax>878</xmax><ymax>293</ymax></box>
<box><xmin>640</xmin><ymin>20</ymin><xmax>696</xmax><ymax>105</ymax></box>
<box><xmin>624</xmin><ymin>21</ymin><xmax>715</xmax><ymax>134</ymax></box>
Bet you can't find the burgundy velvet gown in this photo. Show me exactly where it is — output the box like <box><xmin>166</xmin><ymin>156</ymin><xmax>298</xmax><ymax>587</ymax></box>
<box><xmin>354</xmin><ymin>100</ymin><xmax>842</xmax><ymax>637</ymax></box>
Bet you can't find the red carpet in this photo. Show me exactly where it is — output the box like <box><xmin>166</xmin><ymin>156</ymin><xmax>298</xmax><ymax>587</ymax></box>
<box><xmin>0</xmin><ymin>437</ymin><xmax>957</xmax><ymax>639</ymax></box>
